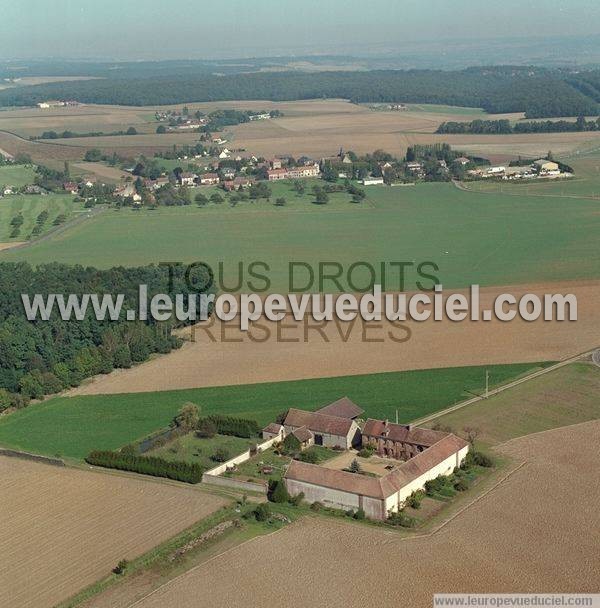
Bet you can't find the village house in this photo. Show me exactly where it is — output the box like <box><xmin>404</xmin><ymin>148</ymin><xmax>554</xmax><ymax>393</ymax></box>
<box><xmin>270</xmin><ymin>158</ymin><xmax>283</xmax><ymax>169</ymax></box>
<box><xmin>533</xmin><ymin>159</ymin><xmax>559</xmax><ymax>173</ymax></box>
<box><xmin>199</xmin><ymin>173</ymin><xmax>220</xmax><ymax>186</ymax></box>
<box><xmin>267</xmin><ymin>168</ymin><xmax>289</xmax><ymax>181</ymax></box>
<box><xmin>219</xmin><ymin>148</ymin><xmax>231</xmax><ymax>159</ymax></box>
<box><xmin>178</xmin><ymin>172</ymin><xmax>197</xmax><ymax>186</ymax></box>
<box><xmin>222</xmin><ymin>176</ymin><xmax>254</xmax><ymax>191</ymax></box>
<box><xmin>62</xmin><ymin>182</ymin><xmax>79</xmax><ymax>194</ymax></box>
<box><xmin>287</xmin><ymin>164</ymin><xmax>321</xmax><ymax>179</ymax></box>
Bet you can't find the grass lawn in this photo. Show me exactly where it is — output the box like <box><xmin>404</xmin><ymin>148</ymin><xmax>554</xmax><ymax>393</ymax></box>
<box><xmin>230</xmin><ymin>445</ymin><xmax>335</xmax><ymax>483</ymax></box>
<box><xmin>4</xmin><ymin>180</ymin><xmax>599</xmax><ymax>290</ymax></box>
<box><xmin>0</xmin><ymin>362</ymin><xmax>547</xmax><ymax>460</ymax></box>
<box><xmin>426</xmin><ymin>362</ymin><xmax>600</xmax><ymax>446</ymax></box>
<box><xmin>0</xmin><ymin>164</ymin><xmax>36</xmax><ymax>187</ymax></box>
<box><xmin>0</xmin><ymin>193</ymin><xmax>76</xmax><ymax>241</ymax></box>
<box><xmin>147</xmin><ymin>432</ymin><xmax>257</xmax><ymax>470</ymax></box>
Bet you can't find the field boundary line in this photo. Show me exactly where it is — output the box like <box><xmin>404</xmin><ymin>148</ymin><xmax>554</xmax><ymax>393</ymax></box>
<box><xmin>401</xmin><ymin>460</ymin><xmax>528</xmax><ymax>541</ymax></box>
<box><xmin>413</xmin><ymin>348</ymin><xmax>598</xmax><ymax>426</ymax></box>
<box><xmin>124</xmin><ymin>525</ymin><xmax>291</xmax><ymax>608</ymax></box>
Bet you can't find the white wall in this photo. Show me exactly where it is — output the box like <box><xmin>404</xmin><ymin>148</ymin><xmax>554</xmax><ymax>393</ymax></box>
<box><xmin>203</xmin><ymin>434</ymin><xmax>281</xmax><ymax>477</ymax></box>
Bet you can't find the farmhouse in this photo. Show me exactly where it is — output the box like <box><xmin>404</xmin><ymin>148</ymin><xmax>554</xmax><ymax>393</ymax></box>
<box><xmin>178</xmin><ymin>172</ymin><xmax>197</xmax><ymax>186</ymax></box>
<box><xmin>287</xmin><ymin>164</ymin><xmax>320</xmax><ymax>179</ymax></box>
<box><xmin>533</xmin><ymin>159</ymin><xmax>559</xmax><ymax>173</ymax></box>
<box><xmin>282</xmin><ymin>408</ymin><xmax>360</xmax><ymax>449</ymax></box>
<box><xmin>267</xmin><ymin>168</ymin><xmax>289</xmax><ymax>181</ymax></box>
<box><xmin>284</xmin><ymin>433</ymin><xmax>468</xmax><ymax>520</ymax></box>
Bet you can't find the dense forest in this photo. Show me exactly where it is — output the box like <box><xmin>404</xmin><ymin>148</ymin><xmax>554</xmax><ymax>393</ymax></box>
<box><xmin>1</xmin><ymin>66</ymin><xmax>599</xmax><ymax>118</ymax></box>
<box><xmin>437</xmin><ymin>115</ymin><xmax>600</xmax><ymax>134</ymax></box>
<box><xmin>0</xmin><ymin>262</ymin><xmax>211</xmax><ymax>410</ymax></box>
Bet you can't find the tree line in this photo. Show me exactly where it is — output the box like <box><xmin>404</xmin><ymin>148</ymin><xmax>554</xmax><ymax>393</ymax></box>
<box><xmin>1</xmin><ymin>66</ymin><xmax>598</xmax><ymax>118</ymax></box>
<box><xmin>437</xmin><ymin>116</ymin><xmax>600</xmax><ymax>134</ymax></box>
<box><xmin>0</xmin><ymin>262</ymin><xmax>211</xmax><ymax>411</ymax></box>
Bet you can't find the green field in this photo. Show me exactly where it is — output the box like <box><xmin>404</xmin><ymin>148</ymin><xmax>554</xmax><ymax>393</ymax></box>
<box><xmin>0</xmin><ymin>193</ymin><xmax>76</xmax><ymax>241</ymax></box>
<box><xmin>0</xmin><ymin>164</ymin><xmax>36</xmax><ymax>187</ymax></box>
<box><xmin>3</xmin><ymin>180</ymin><xmax>599</xmax><ymax>290</ymax></box>
<box><xmin>0</xmin><ymin>362</ymin><xmax>547</xmax><ymax>460</ymax></box>
<box><xmin>148</xmin><ymin>433</ymin><xmax>257</xmax><ymax>469</ymax></box>
<box><xmin>426</xmin><ymin>363</ymin><xmax>600</xmax><ymax>446</ymax></box>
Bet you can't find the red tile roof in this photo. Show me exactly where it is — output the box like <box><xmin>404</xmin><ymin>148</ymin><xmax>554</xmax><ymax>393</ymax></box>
<box><xmin>362</xmin><ymin>419</ymin><xmax>447</xmax><ymax>447</ymax></box>
<box><xmin>316</xmin><ymin>397</ymin><xmax>364</xmax><ymax>419</ymax></box>
<box><xmin>292</xmin><ymin>426</ymin><xmax>314</xmax><ymax>443</ymax></box>
<box><xmin>285</xmin><ymin>431</ymin><xmax>469</xmax><ymax>500</ymax></box>
<box><xmin>284</xmin><ymin>408</ymin><xmax>355</xmax><ymax>437</ymax></box>
<box><xmin>262</xmin><ymin>422</ymin><xmax>283</xmax><ymax>434</ymax></box>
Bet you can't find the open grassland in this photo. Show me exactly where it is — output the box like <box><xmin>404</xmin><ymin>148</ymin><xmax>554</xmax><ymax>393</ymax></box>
<box><xmin>426</xmin><ymin>362</ymin><xmax>600</xmax><ymax>446</ymax></box>
<box><xmin>123</xmin><ymin>420</ymin><xmax>600</xmax><ymax>608</ymax></box>
<box><xmin>0</xmin><ymin>363</ymin><xmax>541</xmax><ymax>460</ymax></box>
<box><xmin>0</xmin><ymin>193</ymin><xmax>76</xmax><ymax>241</ymax></box>
<box><xmin>3</xmin><ymin>182</ymin><xmax>600</xmax><ymax>291</ymax></box>
<box><xmin>0</xmin><ymin>457</ymin><xmax>227</xmax><ymax>608</ymax></box>
<box><xmin>0</xmin><ymin>163</ymin><xmax>36</xmax><ymax>186</ymax></box>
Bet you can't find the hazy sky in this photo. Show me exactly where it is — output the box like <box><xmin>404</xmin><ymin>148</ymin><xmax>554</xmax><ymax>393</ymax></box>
<box><xmin>1</xmin><ymin>0</ymin><xmax>599</xmax><ymax>60</ymax></box>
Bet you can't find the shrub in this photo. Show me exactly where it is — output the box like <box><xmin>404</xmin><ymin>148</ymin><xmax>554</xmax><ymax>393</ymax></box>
<box><xmin>174</xmin><ymin>403</ymin><xmax>200</xmax><ymax>431</ymax></box>
<box><xmin>297</xmin><ymin>448</ymin><xmax>319</xmax><ymax>463</ymax></box>
<box><xmin>198</xmin><ymin>414</ymin><xmax>260</xmax><ymax>438</ymax></box>
<box><xmin>196</xmin><ymin>418</ymin><xmax>217</xmax><ymax>438</ymax></box>
<box><xmin>310</xmin><ymin>501</ymin><xmax>323</xmax><ymax>511</ymax></box>
<box><xmin>211</xmin><ymin>447</ymin><xmax>230</xmax><ymax>463</ymax></box>
<box><xmin>472</xmin><ymin>451</ymin><xmax>494</xmax><ymax>468</ymax></box>
<box><xmin>268</xmin><ymin>480</ymin><xmax>290</xmax><ymax>503</ymax></box>
<box><xmin>86</xmin><ymin>450</ymin><xmax>203</xmax><ymax>483</ymax></box>
<box><xmin>407</xmin><ymin>490</ymin><xmax>425</xmax><ymax>509</ymax></box>
<box><xmin>289</xmin><ymin>492</ymin><xmax>305</xmax><ymax>507</ymax></box>
<box><xmin>454</xmin><ymin>479</ymin><xmax>470</xmax><ymax>492</ymax></box>
<box><xmin>253</xmin><ymin>503</ymin><xmax>271</xmax><ymax>522</ymax></box>
<box><xmin>354</xmin><ymin>508</ymin><xmax>366</xmax><ymax>520</ymax></box>
<box><xmin>357</xmin><ymin>446</ymin><xmax>374</xmax><ymax>458</ymax></box>
<box><xmin>113</xmin><ymin>559</ymin><xmax>128</xmax><ymax>575</ymax></box>
<box><xmin>387</xmin><ymin>510</ymin><xmax>417</xmax><ymax>528</ymax></box>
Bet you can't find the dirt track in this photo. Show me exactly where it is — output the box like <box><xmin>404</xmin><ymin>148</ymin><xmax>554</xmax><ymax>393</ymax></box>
<box><xmin>0</xmin><ymin>459</ymin><xmax>227</xmax><ymax>608</ymax></box>
<box><xmin>126</xmin><ymin>420</ymin><xmax>600</xmax><ymax>608</ymax></box>
<box><xmin>71</xmin><ymin>280</ymin><xmax>600</xmax><ymax>395</ymax></box>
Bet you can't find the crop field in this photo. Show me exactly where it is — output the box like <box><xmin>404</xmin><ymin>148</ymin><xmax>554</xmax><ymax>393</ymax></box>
<box><xmin>0</xmin><ymin>193</ymin><xmax>76</xmax><ymax>241</ymax></box>
<box><xmin>426</xmin><ymin>362</ymin><xmax>600</xmax><ymax>446</ymax></box>
<box><xmin>0</xmin><ymin>363</ymin><xmax>541</xmax><ymax>460</ymax></box>
<box><xmin>0</xmin><ymin>456</ymin><xmax>227</xmax><ymax>608</ymax></box>
<box><xmin>0</xmin><ymin>163</ymin><xmax>36</xmax><ymax>186</ymax></box>
<box><xmin>3</xmin><ymin>182</ymin><xmax>600</xmax><ymax>291</ymax></box>
<box><xmin>0</xmin><ymin>99</ymin><xmax>597</xmax><ymax>165</ymax></box>
<box><xmin>122</xmin><ymin>420</ymin><xmax>600</xmax><ymax>608</ymax></box>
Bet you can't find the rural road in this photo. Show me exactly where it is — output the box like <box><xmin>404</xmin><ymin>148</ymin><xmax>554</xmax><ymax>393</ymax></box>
<box><xmin>413</xmin><ymin>346</ymin><xmax>600</xmax><ymax>426</ymax></box>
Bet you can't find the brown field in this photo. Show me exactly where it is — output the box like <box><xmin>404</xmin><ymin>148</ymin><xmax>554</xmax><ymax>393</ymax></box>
<box><xmin>122</xmin><ymin>420</ymin><xmax>600</xmax><ymax>608</ymax></box>
<box><xmin>71</xmin><ymin>161</ymin><xmax>131</xmax><ymax>182</ymax></box>
<box><xmin>0</xmin><ymin>458</ymin><xmax>227</xmax><ymax>608</ymax></box>
<box><xmin>1</xmin><ymin>99</ymin><xmax>597</xmax><ymax>166</ymax></box>
<box><xmin>70</xmin><ymin>280</ymin><xmax>600</xmax><ymax>395</ymax></box>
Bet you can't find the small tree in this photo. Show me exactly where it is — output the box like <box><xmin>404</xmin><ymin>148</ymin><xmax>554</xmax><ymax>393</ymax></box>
<box><xmin>274</xmin><ymin>197</ymin><xmax>286</xmax><ymax>206</ymax></box>
<box><xmin>196</xmin><ymin>418</ymin><xmax>217</xmax><ymax>438</ymax></box>
<box><xmin>268</xmin><ymin>480</ymin><xmax>290</xmax><ymax>503</ymax></box>
<box><xmin>253</xmin><ymin>503</ymin><xmax>271</xmax><ymax>522</ymax></box>
<box><xmin>281</xmin><ymin>433</ymin><xmax>301</xmax><ymax>455</ymax></box>
<box><xmin>210</xmin><ymin>192</ymin><xmax>224</xmax><ymax>204</ymax></box>
<box><xmin>113</xmin><ymin>559</ymin><xmax>128</xmax><ymax>575</ymax></box>
<box><xmin>349</xmin><ymin>459</ymin><xmax>362</xmax><ymax>474</ymax></box>
<box><xmin>174</xmin><ymin>403</ymin><xmax>200</xmax><ymax>432</ymax></box>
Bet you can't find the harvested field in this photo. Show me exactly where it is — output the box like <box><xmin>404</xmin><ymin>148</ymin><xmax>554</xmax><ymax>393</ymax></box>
<box><xmin>0</xmin><ymin>457</ymin><xmax>227</xmax><ymax>608</ymax></box>
<box><xmin>71</xmin><ymin>161</ymin><xmax>131</xmax><ymax>182</ymax></box>
<box><xmin>70</xmin><ymin>281</ymin><xmax>600</xmax><ymax>395</ymax></box>
<box><xmin>128</xmin><ymin>420</ymin><xmax>600</xmax><ymax>608</ymax></box>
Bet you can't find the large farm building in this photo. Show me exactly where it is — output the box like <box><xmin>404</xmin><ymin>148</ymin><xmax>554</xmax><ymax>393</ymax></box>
<box><xmin>262</xmin><ymin>398</ymin><xmax>469</xmax><ymax>521</ymax></box>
